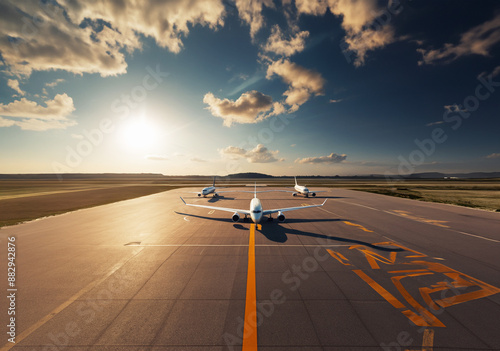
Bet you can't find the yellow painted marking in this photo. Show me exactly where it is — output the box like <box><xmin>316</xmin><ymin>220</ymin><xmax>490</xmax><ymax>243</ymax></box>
<box><xmin>208</xmin><ymin>210</ymin><xmax>215</xmax><ymax>215</ymax></box>
<box><xmin>405</xmin><ymin>328</ymin><xmax>434</xmax><ymax>351</ymax></box>
<box><xmin>0</xmin><ymin>248</ymin><xmax>143</xmax><ymax>351</ymax></box>
<box><xmin>327</xmin><ymin>249</ymin><xmax>351</xmax><ymax>265</ymax></box>
<box><xmin>353</xmin><ymin>270</ymin><xmax>445</xmax><ymax>327</ymax></box>
<box><xmin>242</xmin><ymin>223</ymin><xmax>258</xmax><ymax>350</ymax></box>
<box><xmin>391</xmin><ymin>210</ymin><xmax>449</xmax><ymax>228</ymax></box>
<box><xmin>391</xmin><ymin>273</ymin><xmax>445</xmax><ymax>327</ymax></box>
<box><xmin>342</xmin><ymin>221</ymin><xmax>373</xmax><ymax>232</ymax></box>
<box><xmin>353</xmin><ymin>270</ymin><xmax>405</xmax><ymax>309</ymax></box>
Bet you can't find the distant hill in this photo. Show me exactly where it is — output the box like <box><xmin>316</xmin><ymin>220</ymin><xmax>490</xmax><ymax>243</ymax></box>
<box><xmin>1</xmin><ymin>171</ymin><xmax>499</xmax><ymax>180</ymax></box>
<box><xmin>408</xmin><ymin>172</ymin><xmax>500</xmax><ymax>179</ymax></box>
<box><xmin>224</xmin><ymin>172</ymin><xmax>274</xmax><ymax>179</ymax></box>
<box><xmin>0</xmin><ymin>173</ymin><xmax>166</xmax><ymax>180</ymax></box>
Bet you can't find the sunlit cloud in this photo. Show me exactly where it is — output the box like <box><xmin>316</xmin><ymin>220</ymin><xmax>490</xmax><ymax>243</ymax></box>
<box><xmin>203</xmin><ymin>90</ymin><xmax>273</xmax><ymax>126</ymax></box>
<box><xmin>7</xmin><ymin>79</ymin><xmax>25</xmax><ymax>96</ymax></box>
<box><xmin>486</xmin><ymin>153</ymin><xmax>500</xmax><ymax>159</ymax></box>
<box><xmin>235</xmin><ymin>0</ymin><xmax>274</xmax><ymax>39</ymax></box>
<box><xmin>418</xmin><ymin>13</ymin><xmax>500</xmax><ymax>65</ymax></box>
<box><xmin>190</xmin><ymin>157</ymin><xmax>207</xmax><ymax>162</ymax></box>
<box><xmin>0</xmin><ymin>0</ymin><xmax>225</xmax><ymax>77</ymax></box>
<box><xmin>295</xmin><ymin>0</ymin><xmax>397</xmax><ymax>66</ymax></box>
<box><xmin>0</xmin><ymin>94</ymin><xmax>76</xmax><ymax>131</ymax></box>
<box><xmin>219</xmin><ymin>144</ymin><xmax>284</xmax><ymax>163</ymax></box>
<box><xmin>262</xmin><ymin>25</ymin><xmax>309</xmax><ymax>56</ymax></box>
<box><xmin>45</xmin><ymin>79</ymin><xmax>65</xmax><ymax>88</ymax></box>
<box><xmin>426</xmin><ymin>121</ymin><xmax>444</xmax><ymax>127</ymax></box>
<box><xmin>145</xmin><ymin>155</ymin><xmax>168</xmax><ymax>161</ymax></box>
<box><xmin>266</xmin><ymin>58</ymin><xmax>325</xmax><ymax>112</ymax></box>
<box><xmin>329</xmin><ymin>99</ymin><xmax>342</xmax><ymax>103</ymax></box>
<box><xmin>295</xmin><ymin>152</ymin><xmax>347</xmax><ymax>164</ymax></box>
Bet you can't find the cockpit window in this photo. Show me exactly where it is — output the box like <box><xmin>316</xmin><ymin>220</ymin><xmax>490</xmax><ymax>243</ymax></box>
<box><xmin>252</xmin><ymin>210</ymin><xmax>261</xmax><ymax>213</ymax></box>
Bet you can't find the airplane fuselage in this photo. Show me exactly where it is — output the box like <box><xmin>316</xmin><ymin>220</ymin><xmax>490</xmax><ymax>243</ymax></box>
<box><xmin>250</xmin><ymin>197</ymin><xmax>263</xmax><ymax>223</ymax></box>
<box><xmin>294</xmin><ymin>184</ymin><xmax>311</xmax><ymax>197</ymax></box>
<box><xmin>201</xmin><ymin>186</ymin><xmax>216</xmax><ymax>197</ymax></box>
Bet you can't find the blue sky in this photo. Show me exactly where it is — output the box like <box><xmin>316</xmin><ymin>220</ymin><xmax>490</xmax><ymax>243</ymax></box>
<box><xmin>1</xmin><ymin>0</ymin><xmax>499</xmax><ymax>176</ymax></box>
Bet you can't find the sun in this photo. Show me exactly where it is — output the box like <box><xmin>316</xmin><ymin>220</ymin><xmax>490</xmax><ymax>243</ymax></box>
<box><xmin>120</xmin><ymin>117</ymin><xmax>158</xmax><ymax>149</ymax></box>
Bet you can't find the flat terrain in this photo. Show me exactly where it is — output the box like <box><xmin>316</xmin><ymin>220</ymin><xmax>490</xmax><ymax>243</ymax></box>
<box><xmin>2</xmin><ymin>178</ymin><xmax>499</xmax><ymax>227</ymax></box>
<box><xmin>1</xmin><ymin>187</ymin><xmax>499</xmax><ymax>350</ymax></box>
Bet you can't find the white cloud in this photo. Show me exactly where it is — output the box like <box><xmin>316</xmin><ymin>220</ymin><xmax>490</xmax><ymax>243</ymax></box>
<box><xmin>0</xmin><ymin>0</ymin><xmax>225</xmax><ymax>77</ymax></box>
<box><xmin>262</xmin><ymin>25</ymin><xmax>309</xmax><ymax>56</ymax></box>
<box><xmin>444</xmin><ymin>104</ymin><xmax>467</xmax><ymax>113</ymax></box>
<box><xmin>235</xmin><ymin>0</ymin><xmax>274</xmax><ymax>39</ymax></box>
<box><xmin>219</xmin><ymin>144</ymin><xmax>284</xmax><ymax>163</ymax></box>
<box><xmin>426</xmin><ymin>121</ymin><xmax>444</xmax><ymax>127</ymax></box>
<box><xmin>266</xmin><ymin>58</ymin><xmax>325</xmax><ymax>111</ymax></box>
<box><xmin>295</xmin><ymin>152</ymin><xmax>347</xmax><ymax>164</ymax></box>
<box><xmin>145</xmin><ymin>155</ymin><xmax>168</xmax><ymax>161</ymax></box>
<box><xmin>296</xmin><ymin>0</ymin><xmax>397</xmax><ymax>66</ymax></box>
<box><xmin>418</xmin><ymin>13</ymin><xmax>500</xmax><ymax>65</ymax></box>
<box><xmin>7</xmin><ymin>79</ymin><xmax>25</xmax><ymax>96</ymax></box>
<box><xmin>0</xmin><ymin>94</ymin><xmax>76</xmax><ymax>131</ymax></box>
<box><xmin>203</xmin><ymin>90</ymin><xmax>273</xmax><ymax>127</ymax></box>
<box><xmin>329</xmin><ymin>99</ymin><xmax>342</xmax><ymax>103</ymax></box>
<box><xmin>486</xmin><ymin>153</ymin><xmax>500</xmax><ymax>159</ymax></box>
<box><xmin>190</xmin><ymin>157</ymin><xmax>207</xmax><ymax>162</ymax></box>
<box><xmin>45</xmin><ymin>79</ymin><xmax>65</xmax><ymax>88</ymax></box>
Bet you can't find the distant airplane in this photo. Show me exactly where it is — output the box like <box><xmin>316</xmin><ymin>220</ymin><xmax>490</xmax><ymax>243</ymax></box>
<box><xmin>180</xmin><ymin>184</ymin><xmax>327</xmax><ymax>223</ymax></box>
<box><xmin>191</xmin><ymin>177</ymin><xmax>229</xmax><ymax>198</ymax></box>
<box><xmin>285</xmin><ymin>176</ymin><xmax>327</xmax><ymax>197</ymax></box>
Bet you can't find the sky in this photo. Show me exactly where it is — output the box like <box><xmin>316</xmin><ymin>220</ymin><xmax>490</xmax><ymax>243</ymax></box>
<box><xmin>0</xmin><ymin>0</ymin><xmax>500</xmax><ymax>177</ymax></box>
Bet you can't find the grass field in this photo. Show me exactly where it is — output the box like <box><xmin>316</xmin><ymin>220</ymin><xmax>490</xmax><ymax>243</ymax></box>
<box><xmin>1</xmin><ymin>177</ymin><xmax>499</xmax><ymax>227</ymax></box>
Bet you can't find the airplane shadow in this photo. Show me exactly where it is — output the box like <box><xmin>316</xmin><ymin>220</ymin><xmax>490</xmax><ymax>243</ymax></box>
<box><xmin>208</xmin><ymin>196</ymin><xmax>235</xmax><ymax>203</ymax></box>
<box><xmin>175</xmin><ymin>212</ymin><xmax>402</xmax><ymax>252</ymax></box>
<box><xmin>259</xmin><ymin>224</ymin><xmax>403</xmax><ymax>252</ymax></box>
<box><xmin>175</xmin><ymin>211</ymin><xmax>234</xmax><ymax>223</ymax></box>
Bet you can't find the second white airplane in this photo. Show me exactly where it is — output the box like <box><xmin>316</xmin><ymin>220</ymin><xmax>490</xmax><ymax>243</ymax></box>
<box><xmin>288</xmin><ymin>176</ymin><xmax>326</xmax><ymax>197</ymax></box>
<box><xmin>180</xmin><ymin>185</ymin><xmax>327</xmax><ymax>224</ymax></box>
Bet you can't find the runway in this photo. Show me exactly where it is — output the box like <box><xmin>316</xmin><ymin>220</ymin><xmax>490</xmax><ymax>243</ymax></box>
<box><xmin>1</xmin><ymin>187</ymin><xmax>500</xmax><ymax>350</ymax></box>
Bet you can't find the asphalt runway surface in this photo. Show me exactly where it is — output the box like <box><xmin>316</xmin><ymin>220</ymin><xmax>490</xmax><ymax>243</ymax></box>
<box><xmin>1</xmin><ymin>187</ymin><xmax>499</xmax><ymax>350</ymax></box>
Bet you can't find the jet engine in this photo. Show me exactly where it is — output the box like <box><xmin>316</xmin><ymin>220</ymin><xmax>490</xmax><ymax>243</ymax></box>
<box><xmin>277</xmin><ymin>211</ymin><xmax>286</xmax><ymax>222</ymax></box>
<box><xmin>232</xmin><ymin>212</ymin><xmax>240</xmax><ymax>222</ymax></box>
<box><xmin>310</xmin><ymin>192</ymin><xmax>316</xmax><ymax>197</ymax></box>
<box><xmin>198</xmin><ymin>193</ymin><xmax>202</xmax><ymax>197</ymax></box>
<box><xmin>292</xmin><ymin>193</ymin><xmax>297</xmax><ymax>197</ymax></box>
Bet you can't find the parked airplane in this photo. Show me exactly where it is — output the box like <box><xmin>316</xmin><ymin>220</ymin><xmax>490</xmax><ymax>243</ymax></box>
<box><xmin>287</xmin><ymin>176</ymin><xmax>326</xmax><ymax>197</ymax></box>
<box><xmin>180</xmin><ymin>185</ymin><xmax>327</xmax><ymax>223</ymax></box>
<box><xmin>191</xmin><ymin>177</ymin><xmax>227</xmax><ymax>197</ymax></box>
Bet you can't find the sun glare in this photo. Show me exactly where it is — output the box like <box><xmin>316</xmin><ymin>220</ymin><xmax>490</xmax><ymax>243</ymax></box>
<box><xmin>120</xmin><ymin>117</ymin><xmax>158</xmax><ymax>149</ymax></box>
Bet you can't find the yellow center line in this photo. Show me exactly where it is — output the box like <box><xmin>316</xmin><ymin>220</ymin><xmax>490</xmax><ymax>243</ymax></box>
<box><xmin>242</xmin><ymin>223</ymin><xmax>258</xmax><ymax>350</ymax></box>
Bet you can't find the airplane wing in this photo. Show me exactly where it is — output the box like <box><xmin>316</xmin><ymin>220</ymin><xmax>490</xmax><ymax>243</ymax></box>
<box><xmin>180</xmin><ymin>197</ymin><xmax>251</xmax><ymax>215</ymax></box>
<box><xmin>263</xmin><ymin>199</ymin><xmax>327</xmax><ymax>215</ymax></box>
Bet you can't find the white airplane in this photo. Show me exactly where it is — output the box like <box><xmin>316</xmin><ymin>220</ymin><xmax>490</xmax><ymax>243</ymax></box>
<box><xmin>190</xmin><ymin>177</ymin><xmax>228</xmax><ymax>198</ymax></box>
<box><xmin>180</xmin><ymin>185</ymin><xmax>327</xmax><ymax>224</ymax></box>
<box><xmin>288</xmin><ymin>176</ymin><xmax>326</xmax><ymax>197</ymax></box>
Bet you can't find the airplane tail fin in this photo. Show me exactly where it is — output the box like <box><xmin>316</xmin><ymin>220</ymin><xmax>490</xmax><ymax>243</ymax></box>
<box><xmin>294</xmin><ymin>176</ymin><xmax>298</xmax><ymax>185</ymax></box>
<box><xmin>213</xmin><ymin>176</ymin><xmax>216</xmax><ymax>187</ymax></box>
<box><xmin>254</xmin><ymin>182</ymin><xmax>257</xmax><ymax>198</ymax></box>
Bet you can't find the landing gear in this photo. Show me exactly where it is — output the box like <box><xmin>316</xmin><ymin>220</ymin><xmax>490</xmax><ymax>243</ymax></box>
<box><xmin>243</xmin><ymin>215</ymin><xmax>249</xmax><ymax>222</ymax></box>
<box><xmin>213</xmin><ymin>193</ymin><xmax>219</xmax><ymax>198</ymax></box>
<box><xmin>267</xmin><ymin>216</ymin><xmax>274</xmax><ymax>222</ymax></box>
